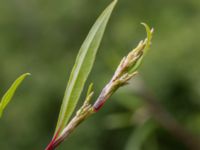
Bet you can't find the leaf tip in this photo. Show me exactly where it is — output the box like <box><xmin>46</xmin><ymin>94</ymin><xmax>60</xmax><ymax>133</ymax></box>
<box><xmin>140</xmin><ymin>22</ymin><xmax>154</xmax><ymax>50</ymax></box>
<box><xmin>87</xmin><ymin>83</ymin><xmax>94</xmax><ymax>97</ymax></box>
<box><xmin>24</xmin><ymin>73</ymin><xmax>31</xmax><ymax>76</ymax></box>
<box><xmin>113</xmin><ymin>0</ymin><xmax>118</xmax><ymax>4</ymax></box>
<box><xmin>110</xmin><ymin>0</ymin><xmax>118</xmax><ymax>8</ymax></box>
<box><xmin>141</xmin><ymin>22</ymin><xmax>154</xmax><ymax>36</ymax></box>
<box><xmin>141</xmin><ymin>22</ymin><xmax>150</xmax><ymax>32</ymax></box>
<box><xmin>20</xmin><ymin>73</ymin><xmax>31</xmax><ymax>80</ymax></box>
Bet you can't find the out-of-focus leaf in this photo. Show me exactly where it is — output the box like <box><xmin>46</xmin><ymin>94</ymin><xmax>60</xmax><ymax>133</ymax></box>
<box><xmin>125</xmin><ymin>121</ymin><xmax>156</xmax><ymax>150</ymax></box>
<box><xmin>114</xmin><ymin>91</ymin><xmax>144</xmax><ymax>111</ymax></box>
<box><xmin>54</xmin><ymin>0</ymin><xmax>117</xmax><ymax>135</ymax></box>
<box><xmin>0</xmin><ymin>73</ymin><xmax>30</xmax><ymax>118</ymax></box>
<box><xmin>104</xmin><ymin>112</ymin><xmax>132</xmax><ymax>129</ymax></box>
<box><xmin>143</xmin><ymin>135</ymin><xmax>159</xmax><ymax>150</ymax></box>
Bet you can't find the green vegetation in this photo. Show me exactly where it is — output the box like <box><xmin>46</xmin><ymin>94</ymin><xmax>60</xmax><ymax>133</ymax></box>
<box><xmin>0</xmin><ymin>0</ymin><xmax>200</xmax><ymax>150</ymax></box>
<box><xmin>0</xmin><ymin>73</ymin><xmax>30</xmax><ymax>117</ymax></box>
<box><xmin>54</xmin><ymin>1</ymin><xmax>117</xmax><ymax>136</ymax></box>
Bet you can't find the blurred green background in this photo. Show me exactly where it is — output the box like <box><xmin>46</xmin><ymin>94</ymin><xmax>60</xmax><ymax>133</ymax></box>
<box><xmin>0</xmin><ymin>0</ymin><xmax>200</xmax><ymax>149</ymax></box>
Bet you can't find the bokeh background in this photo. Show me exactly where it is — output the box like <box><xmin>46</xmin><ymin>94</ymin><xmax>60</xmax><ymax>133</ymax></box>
<box><xmin>0</xmin><ymin>0</ymin><xmax>200</xmax><ymax>149</ymax></box>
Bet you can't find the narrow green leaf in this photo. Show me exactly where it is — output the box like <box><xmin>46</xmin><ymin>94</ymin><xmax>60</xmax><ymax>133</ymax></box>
<box><xmin>141</xmin><ymin>22</ymin><xmax>153</xmax><ymax>53</ymax></box>
<box><xmin>129</xmin><ymin>23</ymin><xmax>153</xmax><ymax>73</ymax></box>
<box><xmin>0</xmin><ymin>73</ymin><xmax>30</xmax><ymax>118</ymax></box>
<box><xmin>86</xmin><ymin>83</ymin><xmax>94</xmax><ymax>97</ymax></box>
<box><xmin>55</xmin><ymin>0</ymin><xmax>117</xmax><ymax>135</ymax></box>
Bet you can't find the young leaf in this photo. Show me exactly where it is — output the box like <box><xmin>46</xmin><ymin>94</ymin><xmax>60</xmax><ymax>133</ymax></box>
<box><xmin>54</xmin><ymin>0</ymin><xmax>117</xmax><ymax>135</ymax></box>
<box><xmin>141</xmin><ymin>23</ymin><xmax>153</xmax><ymax>53</ymax></box>
<box><xmin>0</xmin><ymin>73</ymin><xmax>30</xmax><ymax>118</ymax></box>
<box><xmin>129</xmin><ymin>23</ymin><xmax>153</xmax><ymax>73</ymax></box>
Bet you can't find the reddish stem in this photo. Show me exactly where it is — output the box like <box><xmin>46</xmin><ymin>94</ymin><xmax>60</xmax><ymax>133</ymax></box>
<box><xmin>93</xmin><ymin>98</ymin><xmax>107</xmax><ymax>112</ymax></box>
<box><xmin>45</xmin><ymin>128</ymin><xmax>61</xmax><ymax>150</ymax></box>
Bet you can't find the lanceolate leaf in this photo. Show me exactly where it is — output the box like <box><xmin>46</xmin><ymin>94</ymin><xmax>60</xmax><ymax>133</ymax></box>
<box><xmin>54</xmin><ymin>0</ymin><xmax>117</xmax><ymax>135</ymax></box>
<box><xmin>0</xmin><ymin>73</ymin><xmax>30</xmax><ymax>118</ymax></box>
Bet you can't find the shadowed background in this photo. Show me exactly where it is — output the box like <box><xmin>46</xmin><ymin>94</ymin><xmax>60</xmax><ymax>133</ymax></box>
<box><xmin>0</xmin><ymin>0</ymin><xmax>200</xmax><ymax>149</ymax></box>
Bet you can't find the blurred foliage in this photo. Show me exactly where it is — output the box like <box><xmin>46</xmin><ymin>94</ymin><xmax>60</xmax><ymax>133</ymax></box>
<box><xmin>0</xmin><ymin>0</ymin><xmax>200</xmax><ymax>150</ymax></box>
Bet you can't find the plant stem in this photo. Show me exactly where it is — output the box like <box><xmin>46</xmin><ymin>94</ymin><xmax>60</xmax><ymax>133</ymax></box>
<box><xmin>45</xmin><ymin>27</ymin><xmax>153</xmax><ymax>150</ymax></box>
